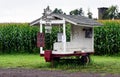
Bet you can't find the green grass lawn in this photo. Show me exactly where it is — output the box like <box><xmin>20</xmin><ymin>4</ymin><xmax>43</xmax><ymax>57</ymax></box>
<box><xmin>0</xmin><ymin>54</ymin><xmax>120</xmax><ymax>73</ymax></box>
<box><xmin>0</xmin><ymin>54</ymin><xmax>50</xmax><ymax>69</ymax></box>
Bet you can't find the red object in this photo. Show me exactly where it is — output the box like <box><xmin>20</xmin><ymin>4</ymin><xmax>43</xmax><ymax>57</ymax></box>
<box><xmin>44</xmin><ymin>50</ymin><xmax>52</xmax><ymax>62</ymax></box>
<box><xmin>40</xmin><ymin>51</ymin><xmax>94</xmax><ymax>63</ymax></box>
<box><xmin>37</xmin><ymin>32</ymin><xmax>45</xmax><ymax>47</ymax></box>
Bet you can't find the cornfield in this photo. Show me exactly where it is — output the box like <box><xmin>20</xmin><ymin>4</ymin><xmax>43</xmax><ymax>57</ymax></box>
<box><xmin>0</xmin><ymin>20</ymin><xmax>120</xmax><ymax>55</ymax></box>
<box><xmin>0</xmin><ymin>23</ymin><xmax>70</xmax><ymax>53</ymax></box>
<box><xmin>0</xmin><ymin>23</ymin><xmax>39</xmax><ymax>53</ymax></box>
<box><xmin>94</xmin><ymin>20</ymin><xmax>120</xmax><ymax>55</ymax></box>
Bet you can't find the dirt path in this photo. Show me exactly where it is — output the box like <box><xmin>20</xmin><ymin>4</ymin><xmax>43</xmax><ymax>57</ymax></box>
<box><xmin>0</xmin><ymin>68</ymin><xmax>120</xmax><ymax>77</ymax></box>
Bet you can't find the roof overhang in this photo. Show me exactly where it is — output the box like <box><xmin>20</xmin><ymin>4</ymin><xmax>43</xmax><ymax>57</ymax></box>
<box><xmin>30</xmin><ymin>13</ymin><xmax>102</xmax><ymax>27</ymax></box>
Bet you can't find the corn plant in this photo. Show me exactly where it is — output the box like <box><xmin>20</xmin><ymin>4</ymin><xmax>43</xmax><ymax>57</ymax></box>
<box><xmin>0</xmin><ymin>23</ymin><xmax>39</xmax><ymax>53</ymax></box>
<box><xmin>94</xmin><ymin>20</ymin><xmax>120</xmax><ymax>55</ymax></box>
<box><xmin>0</xmin><ymin>23</ymin><xmax>70</xmax><ymax>54</ymax></box>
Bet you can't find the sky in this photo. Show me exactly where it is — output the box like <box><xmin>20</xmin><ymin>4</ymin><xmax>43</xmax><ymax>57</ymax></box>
<box><xmin>0</xmin><ymin>0</ymin><xmax>120</xmax><ymax>23</ymax></box>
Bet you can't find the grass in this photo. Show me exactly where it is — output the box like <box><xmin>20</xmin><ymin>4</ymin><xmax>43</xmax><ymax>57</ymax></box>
<box><xmin>0</xmin><ymin>54</ymin><xmax>50</xmax><ymax>69</ymax></box>
<box><xmin>0</xmin><ymin>54</ymin><xmax>120</xmax><ymax>73</ymax></box>
<box><xmin>86</xmin><ymin>56</ymin><xmax>120</xmax><ymax>73</ymax></box>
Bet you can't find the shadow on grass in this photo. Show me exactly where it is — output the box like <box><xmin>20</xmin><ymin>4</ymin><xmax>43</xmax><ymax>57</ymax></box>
<box><xmin>50</xmin><ymin>59</ymin><xmax>93</xmax><ymax>71</ymax></box>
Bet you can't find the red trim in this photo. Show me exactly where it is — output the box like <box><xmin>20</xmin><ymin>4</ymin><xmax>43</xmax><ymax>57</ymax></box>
<box><xmin>40</xmin><ymin>52</ymin><xmax>94</xmax><ymax>57</ymax></box>
<box><xmin>40</xmin><ymin>52</ymin><xmax>94</xmax><ymax>62</ymax></box>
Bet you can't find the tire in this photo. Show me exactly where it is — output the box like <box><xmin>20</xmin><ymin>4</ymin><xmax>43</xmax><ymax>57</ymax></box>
<box><xmin>80</xmin><ymin>55</ymin><xmax>90</xmax><ymax>65</ymax></box>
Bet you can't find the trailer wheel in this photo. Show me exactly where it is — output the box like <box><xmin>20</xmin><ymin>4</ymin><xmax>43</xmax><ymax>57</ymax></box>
<box><xmin>80</xmin><ymin>55</ymin><xmax>90</xmax><ymax>65</ymax></box>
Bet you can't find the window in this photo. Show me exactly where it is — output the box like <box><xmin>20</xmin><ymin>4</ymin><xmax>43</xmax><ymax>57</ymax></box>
<box><xmin>84</xmin><ymin>28</ymin><xmax>92</xmax><ymax>38</ymax></box>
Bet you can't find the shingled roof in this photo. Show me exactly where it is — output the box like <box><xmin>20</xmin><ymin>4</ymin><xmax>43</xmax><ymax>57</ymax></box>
<box><xmin>52</xmin><ymin>14</ymin><xmax>102</xmax><ymax>26</ymax></box>
<box><xmin>30</xmin><ymin>6</ymin><xmax>102</xmax><ymax>27</ymax></box>
<box><xmin>30</xmin><ymin>13</ymin><xmax>102</xmax><ymax>27</ymax></box>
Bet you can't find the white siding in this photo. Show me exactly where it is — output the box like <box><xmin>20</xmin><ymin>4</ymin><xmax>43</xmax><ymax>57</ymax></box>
<box><xmin>71</xmin><ymin>25</ymin><xmax>94</xmax><ymax>52</ymax></box>
<box><xmin>53</xmin><ymin>25</ymin><xmax>94</xmax><ymax>54</ymax></box>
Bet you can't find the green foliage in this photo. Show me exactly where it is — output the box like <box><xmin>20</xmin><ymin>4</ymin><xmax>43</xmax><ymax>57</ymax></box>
<box><xmin>1</xmin><ymin>21</ymin><xmax>120</xmax><ymax>56</ymax></box>
<box><xmin>0</xmin><ymin>54</ymin><xmax>50</xmax><ymax>68</ymax></box>
<box><xmin>0</xmin><ymin>23</ymin><xmax>39</xmax><ymax>53</ymax></box>
<box><xmin>102</xmin><ymin>5</ymin><xmax>119</xmax><ymax>19</ymax></box>
<box><xmin>52</xmin><ymin>8</ymin><xmax>64</xmax><ymax>14</ymax></box>
<box><xmin>69</xmin><ymin>8</ymin><xmax>84</xmax><ymax>16</ymax></box>
<box><xmin>0</xmin><ymin>23</ymin><xmax>70</xmax><ymax>53</ymax></box>
<box><xmin>94</xmin><ymin>21</ymin><xmax>120</xmax><ymax>55</ymax></box>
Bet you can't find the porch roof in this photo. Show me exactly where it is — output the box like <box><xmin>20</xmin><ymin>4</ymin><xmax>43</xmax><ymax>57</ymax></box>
<box><xmin>30</xmin><ymin>13</ymin><xmax>102</xmax><ymax>27</ymax></box>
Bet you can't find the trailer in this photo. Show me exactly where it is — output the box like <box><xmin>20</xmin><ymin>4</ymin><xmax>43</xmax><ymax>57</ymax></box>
<box><xmin>30</xmin><ymin>6</ymin><xmax>102</xmax><ymax>64</ymax></box>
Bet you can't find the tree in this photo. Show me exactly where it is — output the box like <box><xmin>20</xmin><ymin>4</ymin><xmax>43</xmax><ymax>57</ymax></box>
<box><xmin>118</xmin><ymin>13</ymin><xmax>120</xmax><ymax>19</ymax></box>
<box><xmin>103</xmin><ymin>5</ymin><xmax>119</xmax><ymax>19</ymax></box>
<box><xmin>87</xmin><ymin>9</ymin><xmax>93</xmax><ymax>19</ymax></box>
<box><xmin>107</xmin><ymin>5</ymin><xmax>118</xmax><ymax>19</ymax></box>
<box><xmin>52</xmin><ymin>8</ymin><xmax>64</xmax><ymax>14</ymax></box>
<box><xmin>69</xmin><ymin>8</ymin><xmax>84</xmax><ymax>16</ymax></box>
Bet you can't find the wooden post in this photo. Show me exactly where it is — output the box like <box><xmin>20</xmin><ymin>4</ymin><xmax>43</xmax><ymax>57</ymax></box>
<box><xmin>92</xmin><ymin>27</ymin><xmax>94</xmax><ymax>52</ymax></box>
<box><xmin>63</xmin><ymin>18</ymin><xmax>66</xmax><ymax>52</ymax></box>
<box><xmin>40</xmin><ymin>19</ymin><xmax>43</xmax><ymax>53</ymax></box>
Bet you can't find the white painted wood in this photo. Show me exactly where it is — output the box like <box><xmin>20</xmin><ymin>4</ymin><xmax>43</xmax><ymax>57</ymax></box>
<box><xmin>39</xmin><ymin>19</ymin><xmax>43</xmax><ymax>54</ymax></box>
<box><xmin>30</xmin><ymin>20</ymin><xmax>40</xmax><ymax>26</ymax></box>
<box><xmin>92</xmin><ymin>28</ymin><xmax>94</xmax><ymax>51</ymax></box>
<box><xmin>71</xmin><ymin>25</ymin><xmax>94</xmax><ymax>51</ymax></box>
<box><xmin>38</xmin><ymin>18</ymin><xmax>94</xmax><ymax>54</ymax></box>
<box><xmin>30</xmin><ymin>19</ymin><xmax>65</xmax><ymax>26</ymax></box>
<box><xmin>65</xmin><ymin>19</ymin><xmax>77</xmax><ymax>25</ymax></box>
<box><xmin>57</xmin><ymin>33</ymin><xmax>63</xmax><ymax>42</ymax></box>
<box><xmin>40</xmin><ymin>20</ymin><xmax>43</xmax><ymax>33</ymax></box>
<box><xmin>40</xmin><ymin>50</ymin><xmax>74</xmax><ymax>54</ymax></box>
<box><xmin>40</xmin><ymin>20</ymin><xmax>65</xmax><ymax>24</ymax></box>
<box><xmin>53</xmin><ymin>42</ymin><xmax>94</xmax><ymax>53</ymax></box>
<box><xmin>63</xmin><ymin>18</ymin><xmax>66</xmax><ymax>52</ymax></box>
<box><xmin>77</xmin><ymin>24</ymin><xmax>94</xmax><ymax>27</ymax></box>
<box><xmin>53</xmin><ymin>25</ymin><xmax>94</xmax><ymax>53</ymax></box>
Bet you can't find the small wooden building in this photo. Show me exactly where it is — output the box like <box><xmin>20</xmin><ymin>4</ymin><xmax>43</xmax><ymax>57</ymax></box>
<box><xmin>30</xmin><ymin>6</ymin><xmax>102</xmax><ymax>64</ymax></box>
